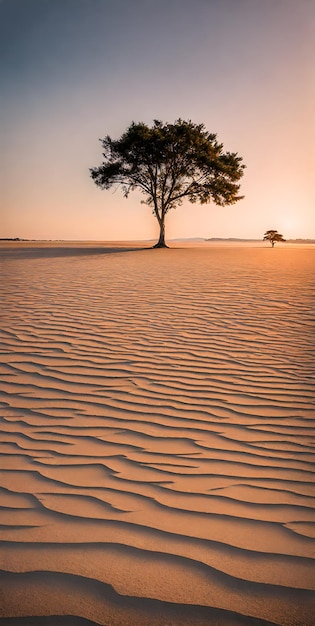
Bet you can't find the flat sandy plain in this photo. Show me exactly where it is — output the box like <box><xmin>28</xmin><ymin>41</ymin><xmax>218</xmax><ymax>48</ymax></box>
<box><xmin>0</xmin><ymin>240</ymin><xmax>314</xmax><ymax>626</ymax></box>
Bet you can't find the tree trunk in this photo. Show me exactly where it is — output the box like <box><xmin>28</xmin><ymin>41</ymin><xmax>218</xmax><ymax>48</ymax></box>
<box><xmin>271</xmin><ymin>241</ymin><xmax>275</xmax><ymax>247</ymax></box>
<box><xmin>153</xmin><ymin>216</ymin><xmax>168</xmax><ymax>248</ymax></box>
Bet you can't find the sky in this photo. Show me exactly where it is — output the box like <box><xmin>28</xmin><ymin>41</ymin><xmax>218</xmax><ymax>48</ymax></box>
<box><xmin>1</xmin><ymin>0</ymin><xmax>314</xmax><ymax>241</ymax></box>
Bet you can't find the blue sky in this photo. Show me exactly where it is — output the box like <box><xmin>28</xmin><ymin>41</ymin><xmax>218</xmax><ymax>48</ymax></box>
<box><xmin>1</xmin><ymin>0</ymin><xmax>314</xmax><ymax>240</ymax></box>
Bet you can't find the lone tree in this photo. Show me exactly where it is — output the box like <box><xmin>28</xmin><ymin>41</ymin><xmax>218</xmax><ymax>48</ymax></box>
<box><xmin>263</xmin><ymin>230</ymin><xmax>286</xmax><ymax>247</ymax></box>
<box><xmin>90</xmin><ymin>119</ymin><xmax>245</xmax><ymax>248</ymax></box>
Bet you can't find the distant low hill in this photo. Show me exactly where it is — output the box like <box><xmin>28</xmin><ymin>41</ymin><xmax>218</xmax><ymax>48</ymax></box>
<box><xmin>0</xmin><ymin>237</ymin><xmax>32</xmax><ymax>242</ymax></box>
<box><xmin>205</xmin><ymin>237</ymin><xmax>259</xmax><ymax>242</ymax></box>
<box><xmin>205</xmin><ymin>237</ymin><xmax>315</xmax><ymax>243</ymax></box>
<box><xmin>286</xmin><ymin>238</ymin><xmax>315</xmax><ymax>243</ymax></box>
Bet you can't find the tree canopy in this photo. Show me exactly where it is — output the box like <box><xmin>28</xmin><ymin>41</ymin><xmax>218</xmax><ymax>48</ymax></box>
<box><xmin>263</xmin><ymin>230</ymin><xmax>286</xmax><ymax>247</ymax></box>
<box><xmin>90</xmin><ymin>119</ymin><xmax>245</xmax><ymax>247</ymax></box>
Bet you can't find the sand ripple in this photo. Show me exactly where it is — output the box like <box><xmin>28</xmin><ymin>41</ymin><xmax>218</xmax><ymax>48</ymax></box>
<box><xmin>0</xmin><ymin>243</ymin><xmax>314</xmax><ymax>625</ymax></box>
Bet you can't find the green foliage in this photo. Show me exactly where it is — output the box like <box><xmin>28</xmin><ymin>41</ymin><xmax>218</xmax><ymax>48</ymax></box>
<box><xmin>263</xmin><ymin>230</ymin><xmax>286</xmax><ymax>246</ymax></box>
<box><xmin>90</xmin><ymin>119</ymin><xmax>245</xmax><ymax>246</ymax></box>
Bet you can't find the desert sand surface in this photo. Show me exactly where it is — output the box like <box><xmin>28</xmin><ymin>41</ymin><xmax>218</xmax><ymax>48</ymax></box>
<box><xmin>0</xmin><ymin>241</ymin><xmax>314</xmax><ymax>626</ymax></box>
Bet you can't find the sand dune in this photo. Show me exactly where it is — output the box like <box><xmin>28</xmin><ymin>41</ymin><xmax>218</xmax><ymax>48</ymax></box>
<box><xmin>0</xmin><ymin>241</ymin><xmax>314</xmax><ymax>625</ymax></box>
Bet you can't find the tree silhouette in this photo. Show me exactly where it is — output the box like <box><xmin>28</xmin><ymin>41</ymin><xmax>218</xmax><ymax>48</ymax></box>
<box><xmin>263</xmin><ymin>230</ymin><xmax>286</xmax><ymax>247</ymax></box>
<box><xmin>90</xmin><ymin>119</ymin><xmax>245</xmax><ymax>248</ymax></box>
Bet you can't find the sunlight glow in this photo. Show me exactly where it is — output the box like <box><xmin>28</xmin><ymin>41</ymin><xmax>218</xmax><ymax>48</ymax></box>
<box><xmin>278</xmin><ymin>213</ymin><xmax>305</xmax><ymax>239</ymax></box>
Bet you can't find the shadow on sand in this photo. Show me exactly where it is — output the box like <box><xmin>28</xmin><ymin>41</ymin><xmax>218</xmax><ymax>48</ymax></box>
<box><xmin>0</xmin><ymin>245</ymin><xmax>151</xmax><ymax>260</ymax></box>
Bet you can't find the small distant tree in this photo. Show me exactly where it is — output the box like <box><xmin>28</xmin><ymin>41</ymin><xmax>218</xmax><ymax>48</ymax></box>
<box><xmin>263</xmin><ymin>230</ymin><xmax>286</xmax><ymax>247</ymax></box>
<box><xmin>90</xmin><ymin>119</ymin><xmax>245</xmax><ymax>248</ymax></box>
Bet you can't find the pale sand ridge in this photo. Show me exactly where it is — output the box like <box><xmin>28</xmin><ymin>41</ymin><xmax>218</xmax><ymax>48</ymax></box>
<box><xmin>0</xmin><ymin>242</ymin><xmax>314</xmax><ymax>625</ymax></box>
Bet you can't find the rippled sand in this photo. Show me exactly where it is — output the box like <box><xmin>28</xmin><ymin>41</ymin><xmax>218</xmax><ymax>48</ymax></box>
<box><xmin>0</xmin><ymin>241</ymin><xmax>314</xmax><ymax>626</ymax></box>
